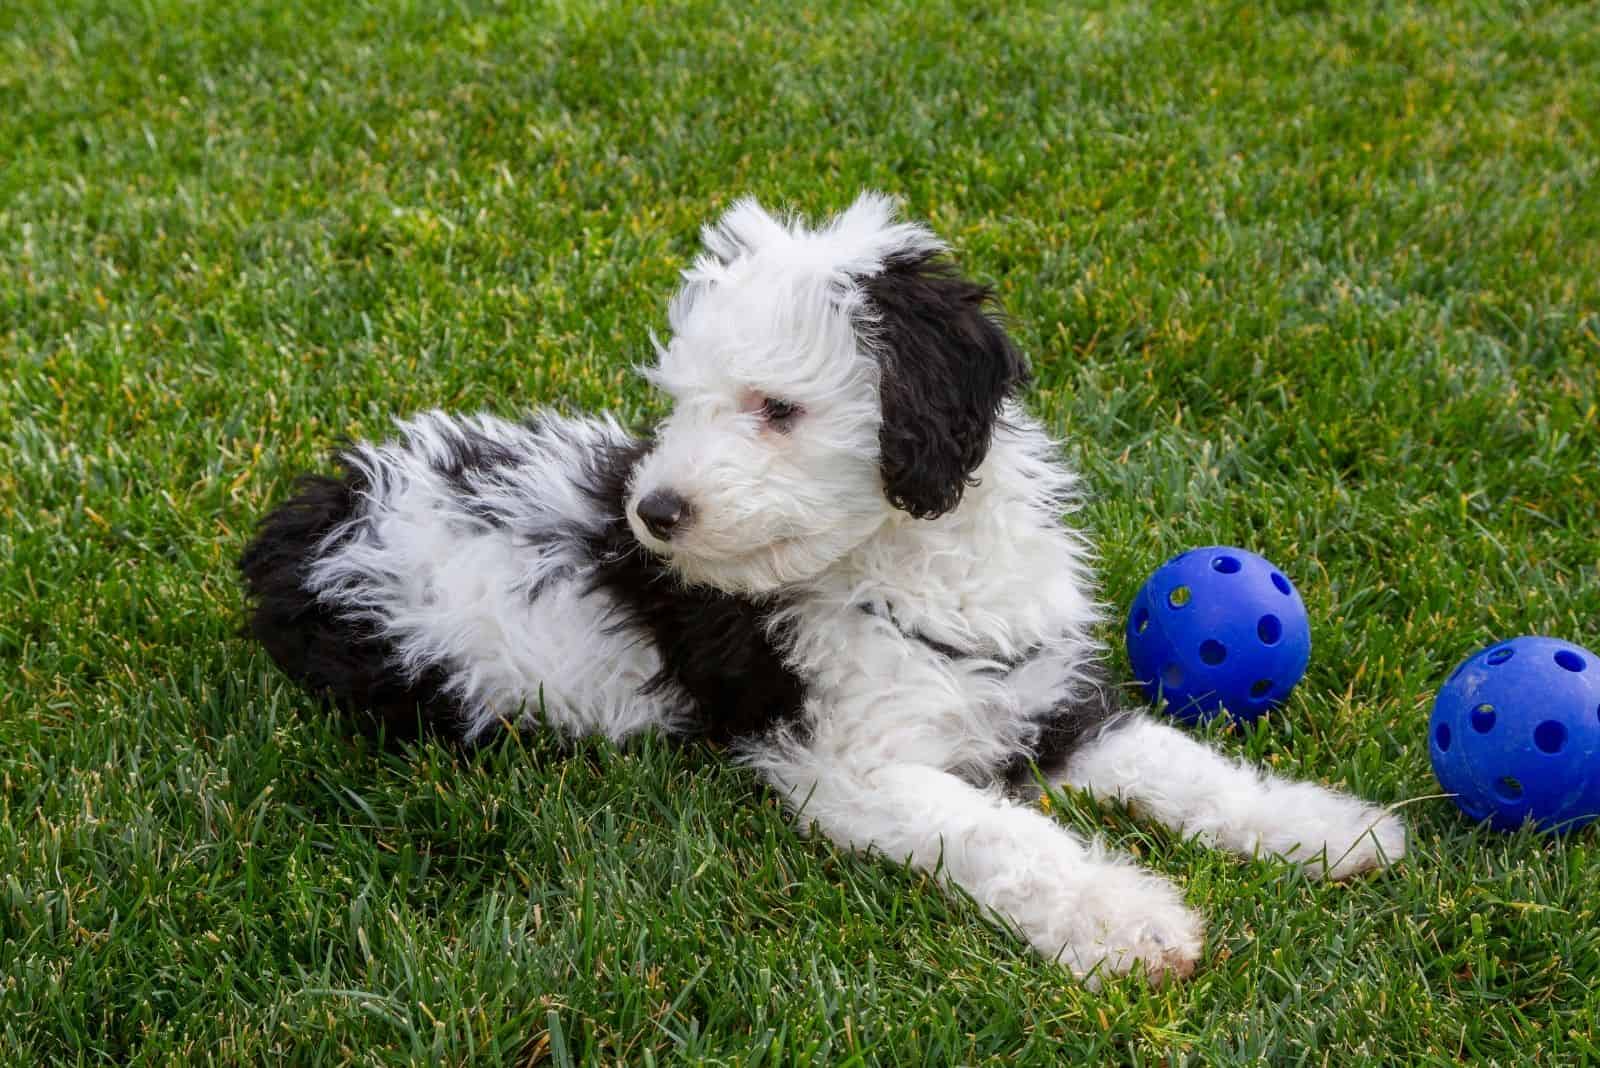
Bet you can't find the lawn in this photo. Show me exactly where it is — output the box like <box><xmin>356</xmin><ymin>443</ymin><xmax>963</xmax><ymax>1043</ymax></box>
<box><xmin>3</xmin><ymin>0</ymin><xmax>1599</xmax><ymax>1062</ymax></box>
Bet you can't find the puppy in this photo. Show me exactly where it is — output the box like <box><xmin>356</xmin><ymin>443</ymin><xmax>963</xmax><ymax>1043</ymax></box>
<box><xmin>240</xmin><ymin>193</ymin><xmax>1405</xmax><ymax>985</ymax></box>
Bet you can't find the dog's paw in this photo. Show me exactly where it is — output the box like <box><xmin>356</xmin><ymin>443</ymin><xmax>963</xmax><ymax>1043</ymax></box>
<box><xmin>1313</xmin><ymin>806</ymin><xmax>1407</xmax><ymax>881</ymax></box>
<box><xmin>1037</xmin><ymin>868</ymin><xmax>1205</xmax><ymax>987</ymax></box>
<box><xmin>1079</xmin><ymin>913</ymin><xmax>1205</xmax><ymax>988</ymax></box>
<box><xmin>1248</xmin><ymin>781</ymin><xmax>1407</xmax><ymax>881</ymax></box>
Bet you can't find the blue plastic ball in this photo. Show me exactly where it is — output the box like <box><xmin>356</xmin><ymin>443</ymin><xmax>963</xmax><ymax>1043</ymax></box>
<box><xmin>1125</xmin><ymin>547</ymin><xmax>1312</xmax><ymax>723</ymax></box>
<box><xmin>1429</xmin><ymin>636</ymin><xmax>1600</xmax><ymax>832</ymax></box>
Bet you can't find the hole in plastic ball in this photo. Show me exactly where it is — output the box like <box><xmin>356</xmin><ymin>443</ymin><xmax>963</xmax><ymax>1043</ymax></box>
<box><xmin>1199</xmin><ymin>640</ymin><xmax>1227</xmax><ymax>665</ymax></box>
<box><xmin>1271</xmin><ymin>572</ymin><xmax>1292</xmax><ymax>596</ymax></box>
<box><xmin>1534</xmin><ymin>720</ymin><xmax>1567</xmax><ymax>754</ymax></box>
<box><xmin>1486</xmin><ymin>647</ymin><xmax>1514</xmax><ymax>666</ymax></box>
<box><xmin>1257</xmin><ymin>614</ymin><xmax>1282</xmax><ymax>646</ymax></box>
<box><xmin>1162</xmin><ymin>663</ymin><xmax>1184</xmax><ymax>688</ymax></box>
<box><xmin>1495</xmin><ymin>777</ymin><xmax>1524</xmax><ymax>802</ymax></box>
<box><xmin>1471</xmin><ymin>704</ymin><xmax>1496</xmax><ymax>733</ymax></box>
<box><xmin>1250</xmin><ymin>679</ymin><xmax>1273</xmax><ymax>699</ymax></box>
<box><xmin>1554</xmin><ymin>650</ymin><xmax>1585</xmax><ymax>673</ymax></box>
<box><xmin>1132</xmin><ymin>606</ymin><xmax>1149</xmax><ymax>635</ymax></box>
<box><xmin>1167</xmin><ymin>586</ymin><xmax>1191</xmax><ymax>609</ymax></box>
<box><xmin>1434</xmin><ymin>722</ymin><xmax>1451</xmax><ymax>751</ymax></box>
<box><xmin>1211</xmin><ymin>555</ymin><xmax>1241</xmax><ymax>574</ymax></box>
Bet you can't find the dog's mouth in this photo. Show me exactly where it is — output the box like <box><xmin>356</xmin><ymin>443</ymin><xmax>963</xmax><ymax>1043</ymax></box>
<box><xmin>639</xmin><ymin>529</ymin><xmax>817</xmax><ymax>594</ymax></box>
<box><xmin>628</xmin><ymin>504</ymin><xmax>805</xmax><ymax>560</ymax></box>
<box><xmin>648</xmin><ymin>533</ymin><xmax>805</xmax><ymax>567</ymax></box>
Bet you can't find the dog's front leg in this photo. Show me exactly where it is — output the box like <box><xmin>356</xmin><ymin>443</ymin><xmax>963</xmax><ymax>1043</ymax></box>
<box><xmin>1060</xmin><ymin>715</ymin><xmax>1406</xmax><ymax>880</ymax></box>
<box><xmin>755</xmin><ymin>753</ymin><xmax>1204</xmax><ymax>986</ymax></box>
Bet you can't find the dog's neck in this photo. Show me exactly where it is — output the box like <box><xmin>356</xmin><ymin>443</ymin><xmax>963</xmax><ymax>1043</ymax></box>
<box><xmin>803</xmin><ymin>406</ymin><xmax>1101</xmax><ymax>659</ymax></box>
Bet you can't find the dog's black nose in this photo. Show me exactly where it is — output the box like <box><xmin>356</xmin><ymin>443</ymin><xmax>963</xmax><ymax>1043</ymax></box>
<box><xmin>635</xmin><ymin>489</ymin><xmax>689</xmax><ymax>541</ymax></box>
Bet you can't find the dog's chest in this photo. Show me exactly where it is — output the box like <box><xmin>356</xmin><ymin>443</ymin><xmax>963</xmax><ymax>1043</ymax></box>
<box><xmin>849</xmin><ymin>500</ymin><xmax>1097</xmax><ymax>659</ymax></box>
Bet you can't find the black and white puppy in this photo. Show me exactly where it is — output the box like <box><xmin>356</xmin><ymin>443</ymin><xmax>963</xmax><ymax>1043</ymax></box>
<box><xmin>241</xmin><ymin>194</ymin><xmax>1404</xmax><ymax>985</ymax></box>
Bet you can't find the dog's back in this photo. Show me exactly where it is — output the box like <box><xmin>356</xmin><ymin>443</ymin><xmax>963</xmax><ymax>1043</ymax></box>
<box><xmin>239</xmin><ymin>410</ymin><xmax>806</xmax><ymax>746</ymax></box>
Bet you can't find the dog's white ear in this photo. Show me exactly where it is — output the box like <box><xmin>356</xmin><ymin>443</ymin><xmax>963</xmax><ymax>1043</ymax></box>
<box><xmin>672</xmin><ymin>197</ymin><xmax>792</xmax><ymax>327</ymax></box>
<box><xmin>696</xmin><ymin>197</ymin><xmax>793</xmax><ymax>271</ymax></box>
<box><xmin>830</xmin><ymin>191</ymin><xmax>898</xmax><ymax>239</ymax></box>
<box><xmin>822</xmin><ymin>192</ymin><xmax>945</xmax><ymax>278</ymax></box>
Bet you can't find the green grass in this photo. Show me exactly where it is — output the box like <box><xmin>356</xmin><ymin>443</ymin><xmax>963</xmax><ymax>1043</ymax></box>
<box><xmin>3</xmin><ymin>0</ymin><xmax>1599</xmax><ymax>1062</ymax></box>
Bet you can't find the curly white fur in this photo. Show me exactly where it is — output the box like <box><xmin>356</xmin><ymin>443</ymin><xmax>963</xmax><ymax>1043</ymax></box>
<box><xmin>257</xmin><ymin>193</ymin><xmax>1406</xmax><ymax>986</ymax></box>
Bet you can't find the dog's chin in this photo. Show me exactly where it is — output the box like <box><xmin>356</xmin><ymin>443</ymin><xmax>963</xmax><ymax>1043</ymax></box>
<box><xmin>629</xmin><ymin>521</ymin><xmax>843</xmax><ymax>597</ymax></box>
<box><xmin>663</xmin><ymin>542</ymin><xmax>818</xmax><ymax>596</ymax></box>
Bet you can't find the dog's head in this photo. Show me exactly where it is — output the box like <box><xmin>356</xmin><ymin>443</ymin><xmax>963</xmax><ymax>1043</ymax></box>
<box><xmin>627</xmin><ymin>193</ymin><xmax>1029</xmax><ymax>594</ymax></box>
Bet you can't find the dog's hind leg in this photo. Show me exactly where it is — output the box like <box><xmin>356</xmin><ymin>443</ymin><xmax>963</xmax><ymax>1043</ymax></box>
<box><xmin>752</xmin><ymin>749</ymin><xmax>1204</xmax><ymax>986</ymax></box>
<box><xmin>240</xmin><ymin>410</ymin><xmax>685</xmax><ymax>746</ymax></box>
<box><xmin>1058</xmin><ymin>715</ymin><xmax>1406</xmax><ymax>880</ymax></box>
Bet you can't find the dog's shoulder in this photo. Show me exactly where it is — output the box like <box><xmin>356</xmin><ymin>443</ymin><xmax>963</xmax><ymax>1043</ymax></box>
<box><xmin>576</xmin><ymin>436</ymin><xmax>811</xmax><ymax>746</ymax></box>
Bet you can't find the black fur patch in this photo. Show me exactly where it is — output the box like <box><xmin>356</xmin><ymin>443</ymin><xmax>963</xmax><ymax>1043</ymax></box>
<box><xmin>237</xmin><ymin>462</ymin><xmax>460</xmax><ymax>741</ymax></box>
<box><xmin>578</xmin><ymin>439</ymin><xmax>809</xmax><ymax>746</ymax></box>
<box><xmin>1004</xmin><ymin>677</ymin><xmax>1133</xmax><ymax>789</ymax></box>
<box><xmin>861</xmin><ymin>251</ymin><xmax>1030</xmax><ymax>520</ymax></box>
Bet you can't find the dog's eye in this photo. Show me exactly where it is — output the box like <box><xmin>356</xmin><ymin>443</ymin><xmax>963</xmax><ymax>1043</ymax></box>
<box><xmin>759</xmin><ymin>397</ymin><xmax>803</xmax><ymax>430</ymax></box>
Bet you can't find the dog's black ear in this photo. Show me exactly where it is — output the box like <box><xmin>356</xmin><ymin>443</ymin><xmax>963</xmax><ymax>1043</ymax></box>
<box><xmin>861</xmin><ymin>251</ymin><xmax>1030</xmax><ymax>519</ymax></box>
